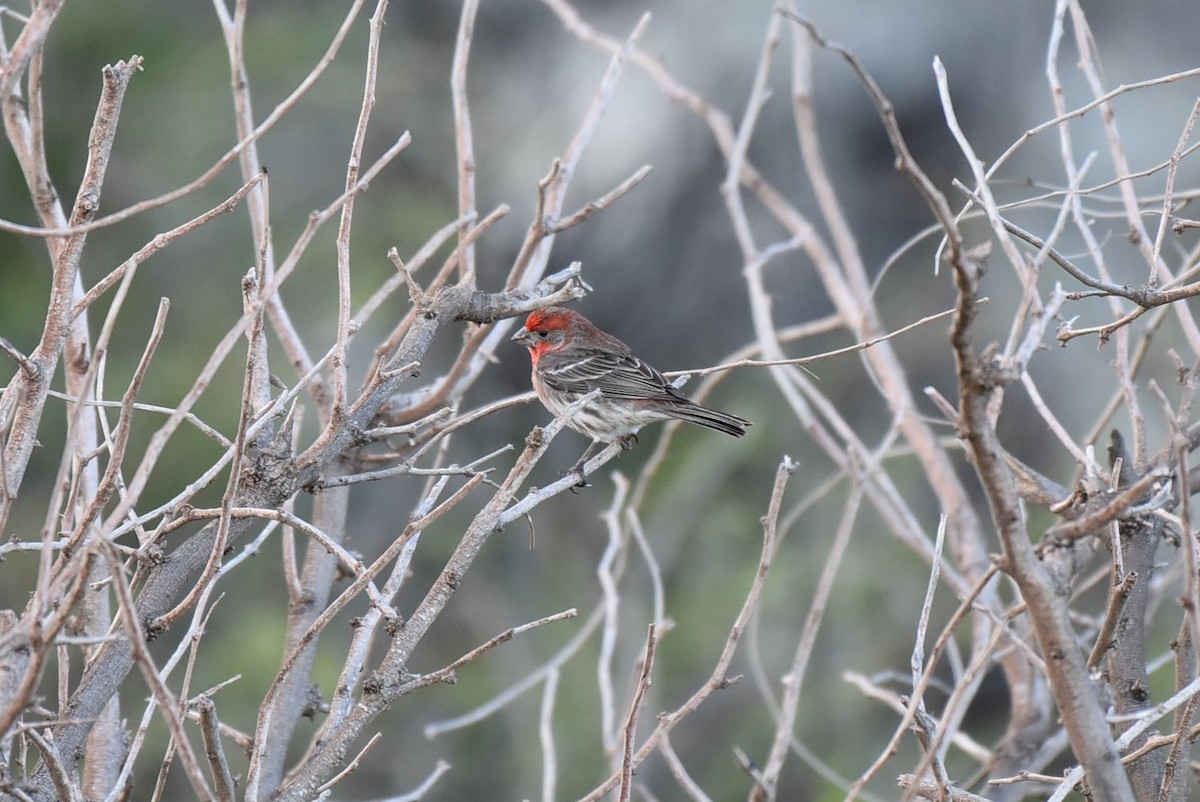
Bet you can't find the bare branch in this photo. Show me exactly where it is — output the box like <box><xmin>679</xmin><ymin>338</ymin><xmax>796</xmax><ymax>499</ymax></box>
<box><xmin>618</xmin><ymin>624</ymin><xmax>657</xmax><ymax>802</ymax></box>
<box><xmin>196</xmin><ymin>696</ymin><xmax>236</xmax><ymax>802</ymax></box>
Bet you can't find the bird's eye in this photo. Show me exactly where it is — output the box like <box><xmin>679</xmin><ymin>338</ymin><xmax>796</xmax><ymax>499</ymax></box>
<box><xmin>536</xmin><ymin>330</ymin><xmax>549</xmax><ymax>338</ymax></box>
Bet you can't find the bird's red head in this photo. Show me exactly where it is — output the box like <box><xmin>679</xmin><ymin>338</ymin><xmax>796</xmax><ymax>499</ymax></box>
<box><xmin>511</xmin><ymin>307</ymin><xmax>579</xmax><ymax>359</ymax></box>
<box><xmin>524</xmin><ymin>308</ymin><xmax>575</xmax><ymax>335</ymax></box>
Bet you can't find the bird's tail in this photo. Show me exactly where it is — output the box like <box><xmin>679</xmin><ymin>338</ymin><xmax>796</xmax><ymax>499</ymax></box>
<box><xmin>668</xmin><ymin>402</ymin><xmax>751</xmax><ymax>437</ymax></box>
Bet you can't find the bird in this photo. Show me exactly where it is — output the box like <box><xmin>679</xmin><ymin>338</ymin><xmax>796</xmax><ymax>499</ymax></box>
<box><xmin>511</xmin><ymin>306</ymin><xmax>751</xmax><ymax>482</ymax></box>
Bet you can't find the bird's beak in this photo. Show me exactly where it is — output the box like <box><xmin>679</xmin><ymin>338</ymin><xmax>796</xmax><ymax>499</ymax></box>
<box><xmin>511</xmin><ymin>327</ymin><xmax>533</xmax><ymax>347</ymax></box>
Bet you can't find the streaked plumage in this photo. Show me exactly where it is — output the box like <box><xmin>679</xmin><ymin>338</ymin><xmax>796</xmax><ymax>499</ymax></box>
<box><xmin>511</xmin><ymin>307</ymin><xmax>750</xmax><ymax>475</ymax></box>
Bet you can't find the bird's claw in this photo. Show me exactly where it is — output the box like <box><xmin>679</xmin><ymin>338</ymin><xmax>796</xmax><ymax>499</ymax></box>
<box><xmin>564</xmin><ymin>464</ymin><xmax>590</xmax><ymax>492</ymax></box>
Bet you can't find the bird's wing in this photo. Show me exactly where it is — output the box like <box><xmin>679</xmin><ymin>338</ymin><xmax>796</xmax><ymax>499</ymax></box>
<box><xmin>538</xmin><ymin>348</ymin><xmax>688</xmax><ymax>403</ymax></box>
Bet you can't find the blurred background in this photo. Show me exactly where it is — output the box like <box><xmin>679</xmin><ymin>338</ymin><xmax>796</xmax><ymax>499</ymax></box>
<box><xmin>3</xmin><ymin>1</ymin><xmax>1200</xmax><ymax>799</ymax></box>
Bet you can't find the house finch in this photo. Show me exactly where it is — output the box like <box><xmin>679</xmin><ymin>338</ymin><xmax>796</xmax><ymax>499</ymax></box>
<box><xmin>511</xmin><ymin>306</ymin><xmax>751</xmax><ymax>479</ymax></box>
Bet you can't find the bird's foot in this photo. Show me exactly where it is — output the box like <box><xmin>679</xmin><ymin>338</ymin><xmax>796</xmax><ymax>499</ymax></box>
<box><xmin>617</xmin><ymin>433</ymin><xmax>638</xmax><ymax>451</ymax></box>
<box><xmin>564</xmin><ymin>463</ymin><xmax>590</xmax><ymax>492</ymax></box>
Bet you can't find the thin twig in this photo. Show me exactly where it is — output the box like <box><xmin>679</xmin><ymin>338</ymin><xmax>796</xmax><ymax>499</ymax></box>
<box><xmin>424</xmin><ymin>606</ymin><xmax>605</xmax><ymax>739</ymax></box>
<box><xmin>329</xmin><ymin>0</ymin><xmax>388</xmax><ymax>415</ymax></box>
<box><xmin>451</xmin><ymin>0</ymin><xmax>479</xmax><ymax>281</ymax></box>
<box><xmin>0</xmin><ymin>336</ymin><xmax>37</xmax><ymax>378</ymax></box>
<box><xmin>196</xmin><ymin>695</ymin><xmax>237</xmax><ymax>802</ymax></box>
<box><xmin>659</xmin><ymin>732</ymin><xmax>714</xmax><ymax>802</ymax></box>
<box><xmin>668</xmin><ymin>302</ymin><xmax>970</xmax><ymax>378</ymax></box>
<box><xmin>618</xmin><ymin>624</ymin><xmax>658</xmax><ymax>802</ymax></box>
<box><xmin>1087</xmin><ymin>571</ymin><xmax>1138</xmax><ymax>671</ymax></box>
<box><xmin>314</xmin><ymin>732</ymin><xmax>382</xmax><ymax>796</ymax></box>
<box><xmin>401</xmin><ymin>609</ymin><xmax>579</xmax><ymax>693</ymax></box>
<box><xmin>1042</xmin><ymin>469</ymin><xmax>1168</xmax><ymax>542</ymax></box>
<box><xmin>539</xmin><ymin>668</ymin><xmax>560</xmax><ymax>802</ymax></box>
<box><xmin>753</xmin><ymin>485</ymin><xmax>865</xmax><ymax>800</ymax></box>
<box><xmin>598</xmin><ymin>474</ymin><xmax>630</xmax><ymax>757</ymax></box>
